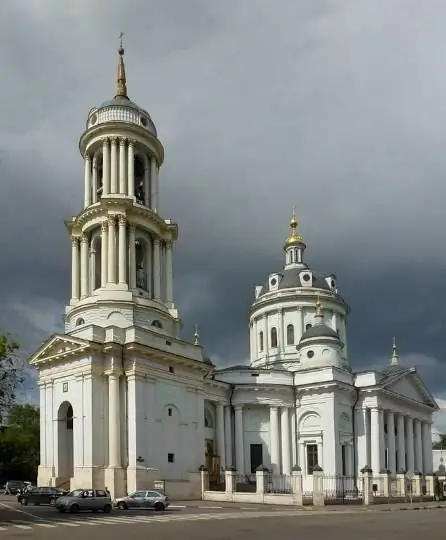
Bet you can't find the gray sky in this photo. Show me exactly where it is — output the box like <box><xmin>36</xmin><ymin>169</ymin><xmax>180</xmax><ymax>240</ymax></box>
<box><xmin>1</xmin><ymin>0</ymin><xmax>446</xmax><ymax>430</ymax></box>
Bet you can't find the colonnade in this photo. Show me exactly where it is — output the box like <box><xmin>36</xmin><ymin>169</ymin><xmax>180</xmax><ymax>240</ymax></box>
<box><xmin>71</xmin><ymin>216</ymin><xmax>173</xmax><ymax>304</ymax></box>
<box><xmin>364</xmin><ymin>408</ymin><xmax>433</xmax><ymax>474</ymax></box>
<box><xmin>83</xmin><ymin>137</ymin><xmax>159</xmax><ymax>212</ymax></box>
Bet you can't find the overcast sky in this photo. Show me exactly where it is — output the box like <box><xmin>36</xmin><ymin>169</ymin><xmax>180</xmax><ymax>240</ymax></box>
<box><xmin>1</xmin><ymin>0</ymin><xmax>446</xmax><ymax>431</ymax></box>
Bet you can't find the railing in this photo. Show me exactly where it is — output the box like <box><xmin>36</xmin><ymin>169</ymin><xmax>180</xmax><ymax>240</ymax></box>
<box><xmin>234</xmin><ymin>474</ymin><xmax>256</xmax><ymax>493</ymax></box>
<box><xmin>209</xmin><ymin>473</ymin><xmax>225</xmax><ymax>492</ymax></box>
<box><xmin>266</xmin><ymin>474</ymin><xmax>293</xmax><ymax>494</ymax></box>
<box><xmin>322</xmin><ymin>474</ymin><xmax>362</xmax><ymax>505</ymax></box>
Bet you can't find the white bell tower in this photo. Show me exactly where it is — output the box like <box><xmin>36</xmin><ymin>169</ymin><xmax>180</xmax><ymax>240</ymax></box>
<box><xmin>65</xmin><ymin>39</ymin><xmax>180</xmax><ymax>337</ymax></box>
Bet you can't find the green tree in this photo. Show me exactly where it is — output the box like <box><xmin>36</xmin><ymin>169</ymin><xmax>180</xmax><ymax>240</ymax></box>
<box><xmin>0</xmin><ymin>404</ymin><xmax>40</xmax><ymax>482</ymax></box>
<box><xmin>0</xmin><ymin>334</ymin><xmax>22</xmax><ymax>421</ymax></box>
<box><xmin>433</xmin><ymin>434</ymin><xmax>446</xmax><ymax>450</ymax></box>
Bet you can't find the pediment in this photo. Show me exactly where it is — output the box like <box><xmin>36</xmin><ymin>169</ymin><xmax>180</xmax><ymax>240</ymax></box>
<box><xmin>29</xmin><ymin>334</ymin><xmax>94</xmax><ymax>366</ymax></box>
<box><xmin>384</xmin><ymin>372</ymin><xmax>438</xmax><ymax>409</ymax></box>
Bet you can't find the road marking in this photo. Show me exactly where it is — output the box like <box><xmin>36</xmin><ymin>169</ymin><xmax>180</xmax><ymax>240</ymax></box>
<box><xmin>198</xmin><ymin>506</ymin><xmax>223</xmax><ymax>509</ymax></box>
<box><xmin>12</xmin><ymin>524</ymin><xmax>33</xmax><ymax>529</ymax></box>
<box><xmin>240</xmin><ymin>507</ymin><xmax>261</xmax><ymax>510</ymax></box>
<box><xmin>169</xmin><ymin>505</ymin><xmax>186</xmax><ymax>509</ymax></box>
<box><xmin>53</xmin><ymin>521</ymin><xmax>80</xmax><ymax>527</ymax></box>
<box><xmin>36</xmin><ymin>523</ymin><xmax>58</xmax><ymax>528</ymax></box>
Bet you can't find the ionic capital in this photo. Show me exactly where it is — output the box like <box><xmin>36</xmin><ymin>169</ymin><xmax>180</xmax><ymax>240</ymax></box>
<box><xmin>80</xmin><ymin>234</ymin><xmax>88</xmax><ymax>244</ymax></box>
<box><xmin>166</xmin><ymin>240</ymin><xmax>173</xmax><ymax>250</ymax></box>
<box><xmin>101</xmin><ymin>137</ymin><xmax>110</xmax><ymax>145</ymax></box>
<box><xmin>153</xmin><ymin>238</ymin><xmax>161</xmax><ymax>246</ymax></box>
<box><xmin>129</xmin><ymin>224</ymin><xmax>136</xmax><ymax>236</ymax></box>
<box><xmin>101</xmin><ymin>220</ymin><xmax>108</xmax><ymax>232</ymax></box>
<box><xmin>118</xmin><ymin>214</ymin><xmax>127</xmax><ymax>226</ymax></box>
<box><xmin>128</xmin><ymin>138</ymin><xmax>136</xmax><ymax>147</ymax></box>
<box><xmin>110</xmin><ymin>136</ymin><xmax>118</xmax><ymax>144</ymax></box>
<box><xmin>119</xmin><ymin>137</ymin><xmax>127</xmax><ymax>146</ymax></box>
<box><xmin>84</xmin><ymin>152</ymin><xmax>91</xmax><ymax>161</ymax></box>
<box><xmin>71</xmin><ymin>237</ymin><xmax>79</xmax><ymax>247</ymax></box>
<box><xmin>108</xmin><ymin>215</ymin><xmax>116</xmax><ymax>226</ymax></box>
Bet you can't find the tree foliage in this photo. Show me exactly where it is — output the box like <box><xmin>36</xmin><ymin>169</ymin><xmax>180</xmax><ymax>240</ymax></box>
<box><xmin>0</xmin><ymin>404</ymin><xmax>39</xmax><ymax>482</ymax></box>
<box><xmin>433</xmin><ymin>434</ymin><xmax>446</xmax><ymax>450</ymax></box>
<box><xmin>0</xmin><ymin>334</ymin><xmax>22</xmax><ymax>421</ymax></box>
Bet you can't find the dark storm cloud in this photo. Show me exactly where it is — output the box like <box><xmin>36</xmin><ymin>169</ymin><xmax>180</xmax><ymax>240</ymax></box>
<box><xmin>1</xmin><ymin>1</ymin><xmax>446</xmax><ymax>425</ymax></box>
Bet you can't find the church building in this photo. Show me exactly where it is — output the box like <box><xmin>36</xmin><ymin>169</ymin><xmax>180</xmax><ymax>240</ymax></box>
<box><xmin>30</xmin><ymin>44</ymin><xmax>438</xmax><ymax>498</ymax></box>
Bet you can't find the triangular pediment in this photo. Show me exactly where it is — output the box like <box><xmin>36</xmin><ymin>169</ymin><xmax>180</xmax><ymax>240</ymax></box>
<box><xmin>29</xmin><ymin>333</ymin><xmax>93</xmax><ymax>366</ymax></box>
<box><xmin>383</xmin><ymin>371</ymin><xmax>438</xmax><ymax>410</ymax></box>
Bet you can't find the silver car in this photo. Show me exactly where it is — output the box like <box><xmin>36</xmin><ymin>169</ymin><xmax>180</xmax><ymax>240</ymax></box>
<box><xmin>55</xmin><ymin>489</ymin><xmax>113</xmax><ymax>513</ymax></box>
<box><xmin>115</xmin><ymin>490</ymin><xmax>169</xmax><ymax>511</ymax></box>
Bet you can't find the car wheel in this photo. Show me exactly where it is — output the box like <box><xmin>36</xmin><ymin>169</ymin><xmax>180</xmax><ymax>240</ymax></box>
<box><xmin>58</xmin><ymin>508</ymin><xmax>66</xmax><ymax>513</ymax></box>
<box><xmin>117</xmin><ymin>502</ymin><xmax>128</xmax><ymax>510</ymax></box>
<box><xmin>103</xmin><ymin>504</ymin><xmax>112</xmax><ymax>514</ymax></box>
<box><xmin>70</xmin><ymin>504</ymin><xmax>80</xmax><ymax>513</ymax></box>
<box><xmin>154</xmin><ymin>502</ymin><xmax>165</xmax><ymax>511</ymax></box>
<box><xmin>49</xmin><ymin>498</ymin><xmax>56</xmax><ymax>506</ymax></box>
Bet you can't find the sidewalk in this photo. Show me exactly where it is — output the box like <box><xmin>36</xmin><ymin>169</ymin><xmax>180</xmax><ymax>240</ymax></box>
<box><xmin>173</xmin><ymin>500</ymin><xmax>446</xmax><ymax>513</ymax></box>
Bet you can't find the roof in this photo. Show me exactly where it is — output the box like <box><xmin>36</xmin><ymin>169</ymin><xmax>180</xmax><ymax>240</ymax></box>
<box><xmin>95</xmin><ymin>96</ymin><xmax>158</xmax><ymax>137</ymax></box>
<box><xmin>300</xmin><ymin>324</ymin><xmax>340</xmax><ymax>341</ymax></box>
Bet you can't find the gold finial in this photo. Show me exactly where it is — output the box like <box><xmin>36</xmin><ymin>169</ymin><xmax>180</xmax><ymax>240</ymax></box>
<box><xmin>193</xmin><ymin>325</ymin><xmax>200</xmax><ymax>346</ymax></box>
<box><xmin>284</xmin><ymin>207</ymin><xmax>304</xmax><ymax>249</ymax></box>
<box><xmin>115</xmin><ymin>32</ymin><xmax>128</xmax><ymax>99</ymax></box>
<box><xmin>390</xmin><ymin>336</ymin><xmax>399</xmax><ymax>366</ymax></box>
<box><xmin>315</xmin><ymin>295</ymin><xmax>322</xmax><ymax>316</ymax></box>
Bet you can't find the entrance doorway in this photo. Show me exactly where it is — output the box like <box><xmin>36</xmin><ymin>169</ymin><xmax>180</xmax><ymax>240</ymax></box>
<box><xmin>57</xmin><ymin>402</ymin><xmax>74</xmax><ymax>478</ymax></box>
<box><xmin>250</xmin><ymin>444</ymin><xmax>263</xmax><ymax>473</ymax></box>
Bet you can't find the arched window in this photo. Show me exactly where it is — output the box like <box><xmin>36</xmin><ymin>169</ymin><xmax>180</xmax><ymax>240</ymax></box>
<box><xmin>286</xmin><ymin>324</ymin><xmax>294</xmax><ymax>345</ymax></box>
<box><xmin>152</xmin><ymin>320</ymin><xmax>163</xmax><ymax>329</ymax></box>
<box><xmin>306</xmin><ymin>323</ymin><xmax>312</xmax><ymax>330</ymax></box>
<box><xmin>135</xmin><ymin>240</ymin><xmax>148</xmax><ymax>290</ymax></box>
<box><xmin>204</xmin><ymin>408</ymin><xmax>213</xmax><ymax>428</ymax></box>
<box><xmin>259</xmin><ymin>331</ymin><xmax>264</xmax><ymax>352</ymax></box>
<box><xmin>76</xmin><ymin>318</ymin><xmax>85</xmax><ymax>327</ymax></box>
<box><xmin>271</xmin><ymin>327</ymin><xmax>278</xmax><ymax>348</ymax></box>
<box><xmin>134</xmin><ymin>156</ymin><xmax>145</xmax><ymax>205</ymax></box>
<box><xmin>66</xmin><ymin>405</ymin><xmax>73</xmax><ymax>430</ymax></box>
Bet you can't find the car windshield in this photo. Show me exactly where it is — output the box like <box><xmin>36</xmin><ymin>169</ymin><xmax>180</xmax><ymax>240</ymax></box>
<box><xmin>67</xmin><ymin>489</ymin><xmax>83</xmax><ymax>497</ymax></box>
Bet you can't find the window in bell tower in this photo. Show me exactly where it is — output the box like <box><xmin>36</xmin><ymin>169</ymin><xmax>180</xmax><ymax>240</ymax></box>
<box><xmin>135</xmin><ymin>240</ymin><xmax>148</xmax><ymax>291</ymax></box>
<box><xmin>287</xmin><ymin>324</ymin><xmax>294</xmax><ymax>345</ymax></box>
<box><xmin>97</xmin><ymin>154</ymin><xmax>103</xmax><ymax>199</ymax></box>
<box><xmin>259</xmin><ymin>331</ymin><xmax>264</xmax><ymax>352</ymax></box>
<box><xmin>134</xmin><ymin>155</ymin><xmax>145</xmax><ymax>205</ymax></box>
<box><xmin>271</xmin><ymin>327</ymin><xmax>278</xmax><ymax>348</ymax></box>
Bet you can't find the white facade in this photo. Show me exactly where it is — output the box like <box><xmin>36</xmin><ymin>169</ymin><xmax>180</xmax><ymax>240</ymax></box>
<box><xmin>30</xmin><ymin>46</ymin><xmax>439</xmax><ymax>499</ymax></box>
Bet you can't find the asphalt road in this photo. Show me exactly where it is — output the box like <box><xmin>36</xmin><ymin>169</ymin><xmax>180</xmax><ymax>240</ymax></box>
<box><xmin>0</xmin><ymin>505</ymin><xmax>444</xmax><ymax>538</ymax></box>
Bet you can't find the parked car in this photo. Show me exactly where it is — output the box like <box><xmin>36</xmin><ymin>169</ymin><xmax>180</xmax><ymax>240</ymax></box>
<box><xmin>19</xmin><ymin>487</ymin><xmax>68</xmax><ymax>506</ymax></box>
<box><xmin>55</xmin><ymin>489</ymin><xmax>112</xmax><ymax>513</ymax></box>
<box><xmin>115</xmin><ymin>490</ymin><xmax>169</xmax><ymax>511</ymax></box>
<box><xmin>4</xmin><ymin>481</ymin><xmax>26</xmax><ymax>495</ymax></box>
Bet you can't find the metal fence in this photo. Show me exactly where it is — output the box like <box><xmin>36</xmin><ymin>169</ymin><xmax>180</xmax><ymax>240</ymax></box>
<box><xmin>234</xmin><ymin>474</ymin><xmax>256</xmax><ymax>493</ymax></box>
<box><xmin>322</xmin><ymin>474</ymin><xmax>363</xmax><ymax>505</ymax></box>
<box><xmin>209</xmin><ymin>472</ymin><xmax>225</xmax><ymax>492</ymax></box>
<box><xmin>266</xmin><ymin>474</ymin><xmax>293</xmax><ymax>494</ymax></box>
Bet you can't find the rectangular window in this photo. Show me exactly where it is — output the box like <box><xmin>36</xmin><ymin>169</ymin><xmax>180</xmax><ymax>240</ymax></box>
<box><xmin>341</xmin><ymin>445</ymin><xmax>346</xmax><ymax>476</ymax></box>
<box><xmin>250</xmin><ymin>444</ymin><xmax>263</xmax><ymax>473</ymax></box>
<box><xmin>168</xmin><ymin>453</ymin><xmax>175</xmax><ymax>463</ymax></box>
<box><xmin>306</xmin><ymin>444</ymin><xmax>318</xmax><ymax>475</ymax></box>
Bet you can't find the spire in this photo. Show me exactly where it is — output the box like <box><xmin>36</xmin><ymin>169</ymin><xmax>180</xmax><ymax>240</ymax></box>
<box><xmin>193</xmin><ymin>325</ymin><xmax>200</xmax><ymax>346</ymax></box>
<box><xmin>390</xmin><ymin>336</ymin><xmax>399</xmax><ymax>366</ymax></box>
<box><xmin>115</xmin><ymin>32</ymin><xmax>128</xmax><ymax>99</ymax></box>
<box><xmin>314</xmin><ymin>295</ymin><xmax>324</xmax><ymax>325</ymax></box>
<box><xmin>284</xmin><ymin>208</ymin><xmax>305</xmax><ymax>254</ymax></box>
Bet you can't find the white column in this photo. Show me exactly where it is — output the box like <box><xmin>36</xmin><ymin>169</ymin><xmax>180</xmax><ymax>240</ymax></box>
<box><xmin>108</xmin><ymin>216</ymin><xmax>116</xmax><ymax>284</ymax></box>
<box><xmin>317</xmin><ymin>441</ymin><xmax>323</xmax><ymax>468</ymax></box>
<box><xmin>144</xmin><ymin>155</ymin><xmax>150</xmax><ymax>206</ymax></box>
<box><xmin>71</xmin><ymin>237</ymin><xmax>80</xmax><ymax>300</ymax></box>
<box><xmin>110</xmin><ymin>137</ymin><xmax>118</xmax><ymax>193</ymax></box>
<box><xmin>234</xmin><ymin>405</ymin><xmax>244</xmax><ymax>474</ymax></box>
<box><xmin>296</xmin><ymin>307</ymin><xmax>303</xmax><ymax>341</ymax></box>
<box><xmin>422</xmin><ymin>422</ymin><xmax>433</xmax><ymax>473</ymax></box>
<box><xmin>270</xmin><ymin>406</ymin><xmax>280</xmax><ymax>475</ymax></box>
<box><xmin>290</xmin><ymin>408</ymin><xmax>297</xmax><ymax>467</ymax></box>
<box><xmin>345</xmin><ymin>444</ymin><xmax>353</xmax><ymax>476</ymax></box>
<box><xmin>406</xmin><ymin>417</ymin><xmax>415</xmax><ymax>473</ymax></box>
<box><xmin>102</xmin><ymin>138</ymin><xmax>110</xmax><ymax>195</ymax></box>
<box><xmin>128</xmin><ymin>224</ymin><xmax>136</xmax><ymax>289</ymax></box>
<box><xmin>80</xmin><ymin>234</ymin><xmax>89</xmax><ymax>298</ymax></box>
<box><xmin>119</xmin><ymin>138</ymin><xmax>127</xmax><ymax>194</ymax></box>
<box><xmin>92</xmin><ymin>155</ymin><xmax>98</xmax><ymax>203</ymax></box>
<box><xmin>370</xmin><ymin>407</ymin><xmax>380</xmax><ymax>474</ymax></box>
<box><xmin>414</xmin><ymin>419</ymin><xmax>423</xmax><ymax>473</ymax></box>
<box><xmin>150</xmin><ymin>156</ymin><xmax>158</xmax><ymax>211</ymax></box>
<box><xmin>165</xmin><ymin>241</ymin><xmax>173</xmax><ymax>304</ymax></box>
<box><xmin>118</xmin><ymin>215</ymin><xmax>127</xmax><ymax>284</ymax></box>
<box><xmin>387</xmin><ymin>411</ymin><xmax>396</xmax><ymax>473</ymax></box>
<box><xmin>89</xmin><ymin>246</ymin><xmax>96</xmax><ymax>294</ymax></box>
<box><xmin>127</xmin><ymin>139</ymin><xmax>135</xmax><ymax>197</ymax></box>
<box><xmin>39</xmin><ymin>383</ymin><xmax>47</xmax><ymax>466</ymax></box>
<box><xmin>224</xmin><ymin>406</ymin><xmax>232</xmax><ymax>468</ymax></box>
<box><xmin>108</xmin><ymin>372</ymin><xmax>121</xmax><ymax>467</ymax></box>
<box><xmin>263</xmin><ymin>316</ymin><xmax>268</xmax><ymax>356</ymax></box>
<box><xmin>379</xmin><ymin>409</ymin><xmax>385</xmax><ymax>471</ymax></box>
<box><xmin>396</xmin><ymin>414</ymin><xmax>406</xmax><ymax>472</ymax></box>
<box><xmin>281</xmin><ymin>407</ymin><xmax>291</xmax><ymax>475</ymax></box>
<box><xmin>101</xmin><ymin>221</ymin><xmax>108</xmax><ymax>287</ymax></box>
<box><xmin>217</xmin><ymin>403</ymin><xmax>226</xmax><ymax>470</ymax></box>
<box><xmin>358</xmin><ymin>407</ymin><xmax>370</xmax><ymax>470</ymax></box>
<box><xmin>153</xmin><ymin>239</ymin><xmax>161</xmax><ymax>300</ymax></box>
<box><xmin>84</xmin><ymin>153</ymin><xmax>92</xmax><ymax>207</ymax></box>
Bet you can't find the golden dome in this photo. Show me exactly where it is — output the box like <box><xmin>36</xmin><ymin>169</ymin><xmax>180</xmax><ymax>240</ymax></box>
<box><xmin>284</xmin><ymin>208</ymin><xmax>305</xmax><ymax>248</ymax></box>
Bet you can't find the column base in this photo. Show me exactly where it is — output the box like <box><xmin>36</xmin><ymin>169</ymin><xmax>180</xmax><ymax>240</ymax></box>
<box><xmin>104</xmin><ymin>467</ymin><xmax>126</xmax><ymax>499</ymax></box>
<box><xmin>126</xmin><ymin>467</ymin><xmax>159</xmax><ymax>494</ymax></box>
<box><xmin>37</xmin><ymin>466</ymin><xmax>55</xmax><ymax>486</ymax></box>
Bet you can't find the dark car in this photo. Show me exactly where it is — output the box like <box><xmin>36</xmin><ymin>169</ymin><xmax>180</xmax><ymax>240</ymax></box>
<box><xmin>20</xmin><ymin>487</ymin><xmax>68</xmax><ymax>506</ymax></box>
<box><xmin>4</xmin><ymin>481</ymin><xmax>26</xmax><ymax>495</ymax></box>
